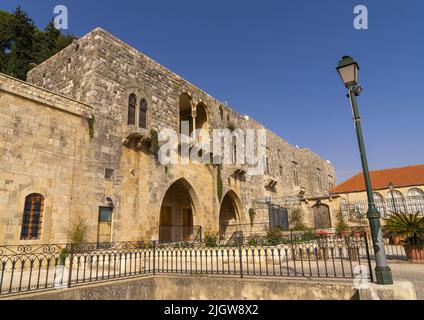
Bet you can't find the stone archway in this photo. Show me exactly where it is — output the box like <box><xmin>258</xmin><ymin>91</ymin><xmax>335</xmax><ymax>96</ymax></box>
<box><xmin>219</xmin><ymin>190</ymin><xmax>242</xmax><ymax>240</ymax></box>
<box><xmin>195</xmin><ymin>102</ymin><xmax>208</xmax><ymax>132</ymax></box>
<box><xmin>179</xmin><ymin>93</ymin><xmax>193</xmax><ymax>137</ymax></box>
<box><xmin>159</xmin><ymin>178</ymin><xmax>199</xmax><ymax>242</ymax></box>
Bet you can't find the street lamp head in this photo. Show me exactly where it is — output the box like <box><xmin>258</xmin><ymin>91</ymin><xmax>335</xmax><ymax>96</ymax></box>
<box><xmin>336</xmin><ymin>56</ymin><xmax>360</xmax><ymax>89</ymax></box>
<box><xmin>388</xmin><ymin>182</ymin><xmax>394</xmax><ymax>191</ymax></box>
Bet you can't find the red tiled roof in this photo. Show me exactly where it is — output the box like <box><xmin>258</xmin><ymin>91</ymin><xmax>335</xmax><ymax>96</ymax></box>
<box><xmin>331</xmin><ymin>164</ymin><xmax>424</xmax><ymax>194</ymax></box>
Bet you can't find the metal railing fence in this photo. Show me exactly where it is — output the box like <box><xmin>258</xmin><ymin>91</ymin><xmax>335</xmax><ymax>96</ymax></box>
<box><xmin>0</xmin><ymin>232</ymin><xmax>373</xmax><ymax>297</ymax></box>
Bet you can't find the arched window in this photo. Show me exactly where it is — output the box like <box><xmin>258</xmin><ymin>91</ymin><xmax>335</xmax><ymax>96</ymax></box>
<box><xmin>373</xmin><ymin>192</ymin><xmax>385</xmax><ymax>217</ymax></box>
<box><xmin>128</xmin><ymin>94</ymin><xmax>137</xmax><ymax>125</ymax></box>
<box><xmin>385</xmin><ymin>190</ymin><xmax>406</xmax><ymax>214</ymax></box>
<box><xmin>139</xmin><ymin>98</ymin><xmax>148</xmax><ymax>129</ymax></box>
<box><xmin>406</xmin><ymin>188</ymin><xmax>424</xmax><ymax>214</ymax></box>
<box><xmin>21</xmin><ymin>194</ymin><xmax>44</xmax><ymax>240</ymax></box>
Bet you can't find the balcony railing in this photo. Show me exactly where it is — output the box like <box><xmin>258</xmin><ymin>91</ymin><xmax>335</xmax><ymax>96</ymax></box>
<box><xmin>340</xmin><ymin>196</ymin><xmax>424</xmax><ymax>219</ymax></box>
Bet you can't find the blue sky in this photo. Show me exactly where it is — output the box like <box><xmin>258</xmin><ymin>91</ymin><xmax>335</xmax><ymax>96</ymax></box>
<box><xmin>1</xmin><ymin>0</ymin><xmax>423</xmax><ymax>183</ymax></box>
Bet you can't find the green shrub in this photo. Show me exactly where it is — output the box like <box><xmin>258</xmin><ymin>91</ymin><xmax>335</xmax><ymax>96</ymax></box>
<box><xmin>335</xmin><ymin>212</ymin><xmax>349</xmax><ymax>234</ymax></box>
<box><xmin>59</xmin><ymin>248</ymin><xmax>70</xmax><ymax>265</ymax></box>
<box><xmin>246</xmin><ymin>234</ymin><xmax>262</xmax><ymax>246</ymax></box>
<box><xmin>203</xmin><ymin>232</ymin><xmax>219</xmax><ymax>247</ymax></box>
<box><xmin>68</xmin><ymin>219</ymin><xmax>88</xmax><ymax>244</ymax></box>
<box><xmin>290</xmin><ymin>208</ymin><xmax>307</xmax><ymax>231</ymax></box>
<box><xmin>264</xmin><ymin>229</ymin><xmax>283</xmax><ymax>246</ymax></box>
<box><xmin>301</xmin><ymin>228</ymin><xmax>318</xmax><ymax>241</ymax></box>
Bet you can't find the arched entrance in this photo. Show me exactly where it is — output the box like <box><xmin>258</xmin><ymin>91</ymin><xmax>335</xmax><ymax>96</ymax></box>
<box><xmin>219</xmin><ymin>190</ymin><xmax>242</xmax><ymax>240</ymax></box>
<box><xmin>313</xmin><ymin>203</ymin><xmax>331</xmax><ymax>229</ymax></box>
<box><xmin>195</xmin><ymin>102</ymin><xmax>208</xmax><ymax>132</ymax></box>
<box><xmin>159</xmin><ymin>178</ymin><xmax>198</xmax><ymax>243</ymax></box>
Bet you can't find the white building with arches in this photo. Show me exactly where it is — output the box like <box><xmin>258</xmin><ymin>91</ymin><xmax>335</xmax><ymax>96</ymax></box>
<box><xmin>331</xmin><ymin>164</ymin><xmax>424</xmax><ymax>221</ymax></box>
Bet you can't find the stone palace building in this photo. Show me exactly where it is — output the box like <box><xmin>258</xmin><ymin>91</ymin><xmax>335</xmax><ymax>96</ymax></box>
<box><xmin>0</xmin><ymin>28</ymin><xmax>336</xmax><ymax>245</ymax></box>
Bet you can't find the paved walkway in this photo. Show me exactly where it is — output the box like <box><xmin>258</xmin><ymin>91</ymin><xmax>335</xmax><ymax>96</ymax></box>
<box><xmin>389</xmin><ymin>262</ymin><xmax>424</xmax><ymax>299</ymax></box>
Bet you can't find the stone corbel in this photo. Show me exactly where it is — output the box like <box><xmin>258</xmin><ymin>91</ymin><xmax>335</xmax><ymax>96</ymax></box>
<box><xmin>266</xmin><ymin>179</ymin><xmax>278</xmax><ymax>189</ymax></box>
<box><xmin>234</xmin><ymin>168</ymin><xmax>247</xmax><ymax>176</ymax></box>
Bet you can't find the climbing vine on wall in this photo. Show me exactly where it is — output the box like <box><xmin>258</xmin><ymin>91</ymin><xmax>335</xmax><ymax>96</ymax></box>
<box><xmin>249</xmin><ymin>208</ymin><xmax>256</xmax><ymax>225</ymax></box>
<box><xmin>227</xmin><ymin>122</ymin><xmax>236</xmax><ymax>132</ymax></box>
<box><xmin>217</xmin><ymin>164</ymin><xmax>223</xmax><ymax>202</ymax></box>
<box><xmin>219</xmin><ymin>104</ymin><xmax>224</xmax><ymax>120</ymax></box>
<box><xmin>149</xmin><ymin>129</ymin><xmax>159</xmax><ymax>154</ymax></box>
<box><xmin>86</xmin><ymin>115</ymin><xmax>95</xmax><ymax>140</ymax></box>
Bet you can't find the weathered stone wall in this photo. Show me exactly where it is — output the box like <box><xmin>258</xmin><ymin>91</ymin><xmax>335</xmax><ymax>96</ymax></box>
<box><xmin>27</xmin><ymin>28</ymin><xmax>335</xmax><ymax>201</ymax></box>
<box><xmin>1</xmin><ymin>27</ymin><xmax>336</xmax><ymax>244</ymax></box>
<box><xmin>0</xmin><ymin>74</ymin><xmax>94</xmax><ymax>243</ymax></box>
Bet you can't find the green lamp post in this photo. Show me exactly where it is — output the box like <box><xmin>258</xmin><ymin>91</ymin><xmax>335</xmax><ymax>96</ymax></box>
<box><xmin>336</xmin><ymin>56</ymin><xmax>393</xmax><ymax>285</ymax></box>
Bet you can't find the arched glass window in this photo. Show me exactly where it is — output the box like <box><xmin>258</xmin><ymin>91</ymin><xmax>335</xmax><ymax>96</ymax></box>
<box><xmin>385</xmin><ymin>190</ymin><xmax>406</xmax><ymax>214</ymax></box>
<box><xmin>406</xmin><ymin>188</ymin><xmax>424</xmax><ymax>214</ymax></box>
<box><xmin>373</xmin><ymin>192</ymin><xmax>385</xmax><ymax>217</ymax></box>
<box><xmin>128</xmin><ymin>94</ymin><xmax>137</xmax><ymax>125</ymax></box>
<box><xmin>139</xmin><ymin>98</ymin><xmax>148</xmax><ymax>129</ymax></box>
<box><xmin>21</xmin><ymin>194</ymin><xmax>44</xmax><ymax>240</ymax></box>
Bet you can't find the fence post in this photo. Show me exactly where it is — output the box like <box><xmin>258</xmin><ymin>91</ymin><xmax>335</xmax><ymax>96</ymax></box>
<box><xmin>152</xmin><ymin>241</ymin><xmax>156</xmax><ymax>275</ymax></box>
<box><xmin>238</xmin><ymin>241</ymin><xmax>243</xmax><ymax>278</ymax></box>
<box><xmin>363</xmin><ymin>232</ymin><xmax>374</xmax><ymax>283</ymax></box>
<box><xmin>290</xmin><ymin>230</ymin><xmax>295</xmax><ymax>260</ymax></box>
<box><xmin>67</xmin><ymin>244</ymin><xmax>74</xmax><ymax>289</ymax></box>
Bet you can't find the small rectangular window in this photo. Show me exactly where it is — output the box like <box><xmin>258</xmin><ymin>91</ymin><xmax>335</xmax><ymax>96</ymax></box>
<box><xmin>98</xmin><ymin>207</ymin><xmax>113</xmax><ymax>244</ymax></box>
<box><xmin>99</xmin><ymin>207</ymin><xmax>113</xmax><ymax>222</ymax></box>
<box><xmin>105</xmin><ymin>168</ymin><xmax>114</xmax><ymax>180</ymax></box>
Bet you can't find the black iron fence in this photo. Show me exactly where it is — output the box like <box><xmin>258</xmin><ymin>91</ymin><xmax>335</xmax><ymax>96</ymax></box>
<box><xmin>0</xmin><ymin>232</ymin><xmax>373</xmax><ymax>297</ymax></box>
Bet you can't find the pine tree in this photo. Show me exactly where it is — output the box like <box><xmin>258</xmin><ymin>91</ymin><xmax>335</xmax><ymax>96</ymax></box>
<box><xmin>1</xmin><ymin>7</ymin><xmax>76</xmax><ymax>80</ymax></box>
<box><xmin>7</xmin><ymin>6</ymin><xmax>36</xmax><ymax>80</ymax></box>
<box><xmin>0</xmin><ymin>10</ymin><xmax>13</xmax><ymax>72</ymax></box>
<box><xmin>42</xmin><ymin>20</ymin><xmax>61</xmax><ymax>59</ymax></box>
<box><xmin>5</xmin><ymin>43</ymin><xmax>17</xmax><ymax>77</ymax></box>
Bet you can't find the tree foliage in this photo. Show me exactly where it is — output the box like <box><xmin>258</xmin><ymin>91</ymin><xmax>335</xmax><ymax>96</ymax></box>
<box><xmin>0</xmin><ymin>7</ymin><xmax>76</xmax><ymax>80</ymax></box>
<box><xmin>384</xmin><ymin>212</ymin><xmax>424</xmax><ymax>248</ymax></box>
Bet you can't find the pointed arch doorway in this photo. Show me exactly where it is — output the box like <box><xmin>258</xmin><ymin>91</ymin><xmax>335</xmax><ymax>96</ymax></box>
<box><xmin>218</xmin><ymin>190</ymin><xmax>242</xmax><ymax>240</ymax></box>
<box><xmin>159</xmin><ymin>178</ymin><xmax>200</xmax><ymax>243</ymax></box>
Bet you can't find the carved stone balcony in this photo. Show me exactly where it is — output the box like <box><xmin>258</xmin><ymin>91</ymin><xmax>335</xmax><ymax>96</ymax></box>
<box><xmin>122</xmin><ymin>125</ymin><xmax>150</xmax><ymax>150</ymax></box>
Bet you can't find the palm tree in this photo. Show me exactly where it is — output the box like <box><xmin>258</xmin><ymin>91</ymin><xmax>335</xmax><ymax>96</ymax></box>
<box><xmin>384</xmin><ymin>212</ymin><xmax>424</xmax><ymax>249</ymax></box>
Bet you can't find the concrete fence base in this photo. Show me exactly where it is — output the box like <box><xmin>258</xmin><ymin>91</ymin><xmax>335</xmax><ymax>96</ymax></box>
<box><xmin>3</xmin><ymin>275</ymin><xmax>416</xmax><ymax>300</ymax></box>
